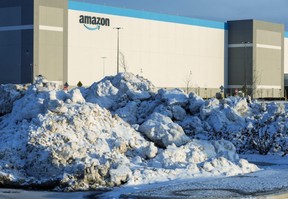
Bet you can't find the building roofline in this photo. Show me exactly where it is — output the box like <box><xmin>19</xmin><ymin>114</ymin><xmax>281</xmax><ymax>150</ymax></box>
<box><xmin>68</xmin><ymin>0</ymin><xmax>227</xmax><ymax>30</ymax></box>
<box><xmin>228</xmin><ymin>19</ymin><xmax>285</xmax><ymax>26</ymax></box>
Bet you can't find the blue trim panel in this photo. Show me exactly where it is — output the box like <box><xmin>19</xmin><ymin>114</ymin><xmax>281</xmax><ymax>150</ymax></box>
<box><xmin>68</xmin><ymin>1</ymin><xmax>227</xmax><ymax>30</ymax></box>
<box><xmin>0</xmin><ymin>25</ymin><xmax>33</xmax><ymax>32</ymax></box>
<box><xmin>285</xmin><ymin>32</ymin><xmax>288</xmax><ymax>38</ymax></box>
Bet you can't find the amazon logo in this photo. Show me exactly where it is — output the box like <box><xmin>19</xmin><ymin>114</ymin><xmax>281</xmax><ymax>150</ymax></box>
<box><xmin>79</xmin><ymin>15</ymin><xmax>110</xmax><ymax>30</ymax></box>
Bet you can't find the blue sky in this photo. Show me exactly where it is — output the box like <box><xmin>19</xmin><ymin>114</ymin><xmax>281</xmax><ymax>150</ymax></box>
<box><xmin>76</xmin><ymin>0</ymin><xmax>288</xmax><ymax>31</ymax></box>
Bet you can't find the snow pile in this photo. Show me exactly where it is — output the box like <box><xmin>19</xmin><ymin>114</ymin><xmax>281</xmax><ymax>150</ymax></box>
<box><xmin>0</xmin><ymin>73</ymin><xmax>261</xmax><ymax>191</ymax></box>
<box><xmin>83</xmin><ymin>76</ymin><xmax>252</xmax><ymax>147</ymax></box>
<box><xmin>0</xmin><ymin>78</ymin><xmax>157</xmax><ymax>190</ymax></box>
<box><xmin>139</xmin><ymin>112</ymin><xmax>190</xmax><ymax>148</ymax></box>
<box><xmin>82</xmin><ymin>74</ymin><xmax>288</xmax><ymax>155</ymax></box>
<box><xmin>84</xmin><ymin>73</ymin><xmax>156</xmax><ymax>110</ymax></box>
<box><xmin>217</xmin><ymin>100</ymin><xmax>288</xmax><ymax>154</ymax></box>
<box><xmin>129</xmin><ymin>139</ymin><xmax>258</xmax><ymax>185</ymax></box>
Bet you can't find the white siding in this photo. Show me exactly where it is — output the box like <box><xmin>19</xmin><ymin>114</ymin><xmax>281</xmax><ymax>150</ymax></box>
<box><xmin>67</xmin><ymin>10</ymin><xmax>225</xmax><ymax>90</ymax></box>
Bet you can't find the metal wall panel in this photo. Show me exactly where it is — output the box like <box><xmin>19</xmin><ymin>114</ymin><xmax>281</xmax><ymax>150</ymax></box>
<box><xmin>0</xmin><ymin>0</ymin><xmax>33</xmax><ymax>84</ymax></box>
<box><xmin>33</xmin><ymin>0</ymin><xmax>68</xmax><ymax>84</ymax></box>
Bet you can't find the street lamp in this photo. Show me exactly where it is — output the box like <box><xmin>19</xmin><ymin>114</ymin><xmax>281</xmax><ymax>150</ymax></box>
<box><xmin>101</xmin><ymin>56</ymin><xmax>107</xmax><ymax>77</ymax></box>
<box><xmin>113</xmin><ymin>27</ymin><xmax>123</xmax><ymax>74</ymax></box>
<box><xmin>242</xmin><ymin>41</ymin><xmax>250</xmax><ymax>96</ymax></box>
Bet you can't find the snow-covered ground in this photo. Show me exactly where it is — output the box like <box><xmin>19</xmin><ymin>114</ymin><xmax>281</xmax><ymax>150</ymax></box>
<box><xmin>0</xmin><ymin>73</ymin><xmax>288</xmax><ymax>198</ymax></box>
<box><xmin>0</xmin><ymin>154</ymin><xmax>287</xmax><ymax>198</ymax></box>
<box><xmin>111</xmin><ymin>154</ymin><xmax>288</xmax><ymax>198</ymax></box>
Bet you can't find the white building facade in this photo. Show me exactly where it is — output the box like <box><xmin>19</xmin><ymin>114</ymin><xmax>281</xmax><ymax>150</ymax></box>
<box><xmin>67</xmin><ymin>1</ymin><xmax>226</xmax><ymax>97</ymax></box>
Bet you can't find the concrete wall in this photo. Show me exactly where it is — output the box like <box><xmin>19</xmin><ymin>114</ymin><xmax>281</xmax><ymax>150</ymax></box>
<box><xmin>34</xmin><ymin>0</ymin><xmax>68</xmax><ymax>84</ymax></box>
<box><xmin>0</xmin><ymin>0</ymin><xmax>33</xmax><ymax>84</ymax></box>
<box><xmin>67</xmin><ymin>1</ymin><xmax>226</xmax><ymax>97</ymax></box>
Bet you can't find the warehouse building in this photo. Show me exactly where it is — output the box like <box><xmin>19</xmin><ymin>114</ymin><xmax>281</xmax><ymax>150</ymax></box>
<box><xmin>0</xmin><ymin>0</ymin><xmax>288</xmax><ymax>98</ymax></box>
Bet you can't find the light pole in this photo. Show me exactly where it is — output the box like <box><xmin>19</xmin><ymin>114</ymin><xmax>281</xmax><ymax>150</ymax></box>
<box><xmin>113</xmin><ymin>27</ymin><xmax>123</xmax><ymax>74</ymax></box>
<box><xmin>242</xmin><ymin>41</ymin><xmax>250</xmax><ymax>96</ymax></box>
<box><xmin>101</xmin><ymin>56</ymin><xmax>106</xmax><ymax>77</ymax></box>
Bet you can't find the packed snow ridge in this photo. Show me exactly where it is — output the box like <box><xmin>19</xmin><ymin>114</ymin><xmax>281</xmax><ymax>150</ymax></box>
<box><xmin>2</xmin><ymin>72</ymin><xmax>287</xmax><ymax>191</ymax></box>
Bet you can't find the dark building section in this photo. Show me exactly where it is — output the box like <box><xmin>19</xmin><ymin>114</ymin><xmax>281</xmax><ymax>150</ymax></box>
<box><xmin>228</xmin><ymin>20</ymin><xmax>284</xmax><ymax>98</ymax></box>
<box><xmin>228</xmin><ymin>20</ymin><xmax>253</xmax><ymax>95</ymax></box>
<box><xmin>285</xmin><ymin>74</ymin><xmax>288</xmax><ymax>97</ymax></box>
<box><xmin>0</xmin><ymin>0</ymin><xmax>34</xmax><ymax>84</ymax></box>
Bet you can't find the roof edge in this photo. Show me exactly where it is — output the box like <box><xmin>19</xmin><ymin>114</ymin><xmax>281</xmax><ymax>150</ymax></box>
<box><xmin>68</xmin><ymin>0</ymin><xmax>227</xmax><ymax>30</ymax></box>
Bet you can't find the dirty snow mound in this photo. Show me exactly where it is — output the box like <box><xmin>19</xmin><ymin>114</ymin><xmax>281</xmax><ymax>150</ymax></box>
<box><xmin>0</xmin><ymin>73</ymin><xmax>262</xmax><ymax>191</ymax></box>
<box><xmin>0</xmin><ymin>77</ymin><xmax>157</xmax><ymax>190</ymax></box>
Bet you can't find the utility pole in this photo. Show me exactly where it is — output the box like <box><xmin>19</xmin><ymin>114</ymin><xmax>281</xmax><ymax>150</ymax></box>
<box><xmin>242</xmin><ymin>41</ymin><xmax>250</xmax><ymax>96</ymax></box>
<box><xmin>101</xmin><ymin>56</ymin><xmax>106</xmax><ymax>77</ymax></box>
<box><xmin>113</xmin><ymin>27</ymin><xmax>123</xmax><ymax>74</ymax></box>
